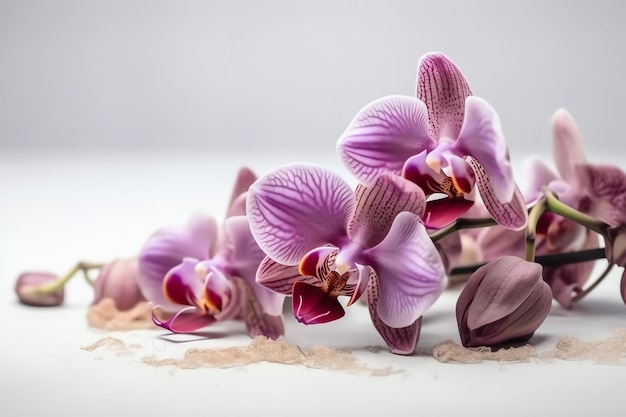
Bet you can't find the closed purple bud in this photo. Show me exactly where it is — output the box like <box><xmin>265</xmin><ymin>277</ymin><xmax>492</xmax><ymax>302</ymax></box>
<box><xmin>456</xmin><ymin>256</ymin><xmax>552</xmax><ymax>347</ymax></box>
<box><xmin>15</xmin><ymin>272</ymin><xmax>64</xmax><ymax>307</ymax></box>
<box><xmin>93</xmin><ymin>259</ymin><xmax>146</xmax><ymax>311</ymax></box>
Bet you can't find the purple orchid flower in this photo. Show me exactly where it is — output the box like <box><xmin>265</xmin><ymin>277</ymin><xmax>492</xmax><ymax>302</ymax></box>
<box><xmin>137</xmin><ymin>167</ymin><xmax>284</xmax><ymax>339</ymax></box>
<box><xmin>337</xmin><ymin>52</ymin><xmax>527</xmax><ymax>230</ymax></box>
<box><xmin>246</xmin><ymin>163</ymin><xmax>446</xmax><ymax>354</ymax></box>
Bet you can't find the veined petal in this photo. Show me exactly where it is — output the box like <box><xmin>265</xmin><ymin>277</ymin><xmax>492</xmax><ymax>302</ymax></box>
<box><xmin>417</xmin><ymin>52</ymin><xmax>472</xmax><ymax>141</ymax></box>
<box><xmin>455</xmin><ymin>96</ymin><xmax>514</xmax><ymax>204</ymax></box>
<box><xmin>337</xmin><ymin>95</ymin><xmax>434</xmax><ymax>184</ymax></box>
<box><xmin>402</xmin><ymin>150</ymin><xmax>450</xmax><ymax>195</ymax></box>
<box><xmin>257</xmin><ymin>256</ymin><xmax>319</xmax><ymax>295</ymax></box>
<box><xmin>349</xmin><ymin>173</ymin><xmax>426</xmax><ymax>248</ymax></box>
<box><xmin>346</xmin><ymin>263</ymin><xmax>373</xmax><ymax>306</ymax></box>
<box><xmin>138</xmin><ymin>214</ymin><xmax>217</xmax><ymax>310</ymax></box>
<box><xmin>364</xmin><ymin>212</ymin><xmax>446</xmax><ymax>328</ymax></box>
<box><xmin>292</xmin><ymin>281</ymin><xmax>345</xmax><ymax>324</ymax></box>
<box><xmin>467</xmin><ymin>157</ymin><xmax>528</xmax><ymax>231</ymax></box>
<box><xmin>367</xmin><ymin>273</ymin><xmax>421</xmax><ymax>355</ymax></box>
<box><xmin>232</xmin><ymin>277</ymin><xmax>285</xmax><ymax>339</ymax></box>
<box><xmin>246</xmin><ymin>164</ymin><xmax>353</xmax><ymax>265</ymax></box>
<box><xmin>551</xmin><ymin>109</ymin><xmax>587</xmax><ymax>183</ymax></box>
<box><xmin>577</xmin><ymin>163</ymin><xmax>626</xmax><ymax>226</ymax></box>
<box><xmin>152</xmin><ymin>306</ymin><xmax>216</xmax><ymax>333</ymax></box>
<box><xmin>162</xmin><ymin>259</ymin><xmax>204</xmax><ymax>307</ymax></box>
<box><xmin>423</xmin><ymin>195</ymin><xmax>475</xmax><ymax>229</ymax></box>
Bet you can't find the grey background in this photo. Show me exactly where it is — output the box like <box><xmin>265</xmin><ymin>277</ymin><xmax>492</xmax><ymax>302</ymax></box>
<box><xmin>1</xmin><ymin>0</ymin><xmax>624</xmax><ymax>161</ymax></box>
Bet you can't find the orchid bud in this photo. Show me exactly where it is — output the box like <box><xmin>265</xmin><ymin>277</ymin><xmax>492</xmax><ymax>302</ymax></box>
<box><xmin>456</xmin><ymin>256</ymin><xmax>552</xmax><ymax>348</ymax></box>
<box><xmin>93</xmin><ymin>259</ymin><xmax>146</xmax><ymax>311</ymax></box>
<box><xmin>15</xmin><ymin>272</ymin><xmax>64</xmax><ymax>306</ymax></box>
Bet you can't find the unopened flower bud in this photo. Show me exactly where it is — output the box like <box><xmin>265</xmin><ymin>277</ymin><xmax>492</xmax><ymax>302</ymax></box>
<box><xmin>456</xmin><ymin>256</ymin><xmax>552</xmax><ymax>348</ymax></box>
<box><xmin>604</xmin><ymin>226</ymin><xmax>626</xmax><ymax>267</ymax></box>
<box><xmin>15</xmin><ymin>272</ymin><xmax>64</xmax><ymax>306</ymax></box>
<box><xmin>93</xmin><ymin>259</ymin><xmax>146</xmax><ymax>311</ymax></box>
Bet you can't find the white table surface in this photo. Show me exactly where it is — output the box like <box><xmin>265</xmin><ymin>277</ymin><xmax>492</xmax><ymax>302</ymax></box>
<box><xmin>2</xmin><ymin>150</ymin><xmax>625</xmax><ymax>417</ymax></box>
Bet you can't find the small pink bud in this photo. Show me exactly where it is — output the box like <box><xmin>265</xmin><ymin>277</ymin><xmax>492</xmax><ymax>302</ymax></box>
<box><xmin>456</xmin><ymin>256</ymin><xmax>552</xmax><ymax>348</ymax></box>
<box><xmin>93</xmin><ymin>259</ymin><xmax>146</xmax><ymax>311</ymax></box>
<box><xmin>15</xmin><ymin>272</ymin><xmax>64</xmax><ymax>306</ymax></box>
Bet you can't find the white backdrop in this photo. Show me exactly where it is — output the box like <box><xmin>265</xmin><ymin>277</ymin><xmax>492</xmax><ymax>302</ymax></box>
<box><xmin>1</xmin><ymin>0</ymin><xmax>624</xmax><ymax>161</ymax></box>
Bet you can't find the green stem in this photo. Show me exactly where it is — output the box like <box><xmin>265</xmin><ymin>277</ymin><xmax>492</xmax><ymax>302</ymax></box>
<box><xmin>27</xmin><ymin>262</ymin><xmax>104</xmax><ymax>295</ymax></box>
<box><xmin>430</xmin><ymin>217</ymin><xmax>497</xmax><ymax>243</ymax></box>
<box><xmin>571</xmin><ymin>262</ymin><xmax>614</xmax><ymax>302</ymax></box>
<box><xmin>525</xmin><ymin>196</ymin><xmax>547</xmax><ymax>262</ymax></box>
<box><xmin>543</xmin><ymin>188</ymin><xmax>608</xmax><ymax>234</ymax></box>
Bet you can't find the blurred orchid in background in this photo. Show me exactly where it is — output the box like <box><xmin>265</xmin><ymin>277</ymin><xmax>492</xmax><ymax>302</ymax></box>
<box><xmin>15</xmin><ymin>272</ymin><xmax>65</xmax><ymax>307</ymax></box>
<box><xmin>246</xmin><ymin>163</ymin><xmax>446</xmax><ymax>354</ymax></box>
<box><xmin>92</xmin><ymin>258</ymin><xmax>146</xmax><ymax>311</ymax></box>
<box><xmin>137</xmin><ymin>167</ymin><xmax>284</xmax><ymax>339</ymax></box>
<box><xmin>337</xmin><ymin>52</ymin><xmax>527</xmax><ymax>231</ymax></box>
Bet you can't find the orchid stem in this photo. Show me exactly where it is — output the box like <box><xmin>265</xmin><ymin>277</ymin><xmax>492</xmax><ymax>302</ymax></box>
<box><xmin>525</xmin><ymin>196</ymin><xmax>547</xmax><ymax>262</ymax></box>
<box><xmin>543</xmin><ymin>188</ymin><xmax>608</xmax><ymax>235</ymax></box>
<box><xmin>571</xmin><ymin>262</ymin><xmax>614</xmax><ymax>303</ymax></box>
<box><xmin>430</xmin><ymin>217</ymin><xmax>497</xmax><ymax>243</ymax></box>
<box><xmin>29</xmin><ymin>262</ymin><xmax>104</xmax><ymax>295</ymax></box>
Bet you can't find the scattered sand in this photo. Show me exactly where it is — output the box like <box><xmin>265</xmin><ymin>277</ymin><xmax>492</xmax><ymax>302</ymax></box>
<box><xmin>86</xmin><ymin>298</ymin><xmax>155</xmax><ymax>330</ymax></box>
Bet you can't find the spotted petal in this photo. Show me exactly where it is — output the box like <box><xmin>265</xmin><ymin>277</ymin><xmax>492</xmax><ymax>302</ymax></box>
<box><xmin>138</xmin><ymin>214</ymin><xmax>217</xmax><ymax>311</ymax></box>
<box><xmin>367</xmin><ymin>272</ymin><xmax>422</xmax><ymax>355</ymax></box>
<box><xmin>337</xmin><ymin>95</ymin><xmax>434</xmax><ymax>184</ymax></box>
<box><xmin>417</xmin><ymin>52</ymin><xmax>472</xmax><ymax>141</ymax></box>
<box><xmin>257</xmin><ymin>256</ymin><xmax>318</xmax><ymax>295</ymax></box>
<box><xmin>349</xmin><ymin>173</ymin><xmax>426</xmax><ymax>248</ymax></box>
<box><xmin>364</xmin><ymin>212</ymin><xmax>446</xmax><ymax>328</ymax></box>
<box><xmin>247</xmin><ymin>164</ymin><xmax>353</xmax><ymax>265</ymax></box>
<box><xmin>455</xmin><ymin>96</ymin><xmax>514</xmax><ymax>204</ymax></box>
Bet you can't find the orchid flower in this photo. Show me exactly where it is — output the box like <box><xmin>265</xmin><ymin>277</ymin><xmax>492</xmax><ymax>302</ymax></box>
<box><xmin>337</xmin><ymin>52</ymin><xmax>527</xmax><ymax>230</ymax></box>
<box><xmin>246</xmin><ymin>163</ymin><xmax>446</xmax><ymax>354</ymax></box>
<box><xmin>137</xmin><ymin>167</ymin><xmax>284</xmax><ymax>339</ymax></box>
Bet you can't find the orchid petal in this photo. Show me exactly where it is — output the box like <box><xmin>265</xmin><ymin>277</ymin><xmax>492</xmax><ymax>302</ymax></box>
<box><xmin>227</xmin><ymin>167</ymin><xmax>257</xmax><ymax>215</ymax></box>
<box><xmin>455</xmin><ymin>96</ymin><xmax>514</xmax><ymax>204</ymax></box>
<box><xmin>299</xmin><ymin>246</ymin><xmax>339</xmax><ymax>277</ymax></box>
<box><xmin>232</xmin><ymin>277</ymin><xmax>285</xmax><ymax>340</ymax></box>
<box><xmin>349</xmin><ymin>173</ymin><xmax>426</xmax><ymax>248</ymax></box>
<box><xmin>416</xmin><ymin>52</ymin><xmax>472</xmax><ymax>141</ymax></box>
<box><xmin>152</xmin><ymin>306</ymin><xmax>216</xmax><ymax>333</ymax></box>
<box><xmin>523</xmin><ymin>157</ymin><xmax>558</xmax><ymax>202</ymax></box>
<box><xmin>364</xmin><ymin>212</ymin><xmax>446</xmax><ymax>328</ymax></box>
<box><xmin>225</xmin><ymin>216</ymin><xmax>284</xmax><ymax>316</ymax></box>
<box><xmin>445</xmin><ymin>154</ymin><xmax>475</xmax><ymax>194</ymax></box>
<box><xmin>138</xmin><ymin>214</ymin><xmax>217</xmax><ymax>310</ymax></box>
<box><xmin>247</xmin><ymin>164</ymin><xmax>353</xmax><ymax>265</ymax></box>
<box><xmin>346</xmin><ymin>263</ymin><xmax>373</xmax><ymax>306</ymax></box>
<box><xmin>162</xmin><ymin>259</ymin><xmax>203</xmax><ymax>307</ymax></box>
<box><xmin>577</xmin><ymin>163</ymin><xmax>626</xmax><ymax>226</ymax></box>
<box><xmin>292</xmin><ymin>282</ymin><xmax>345</xmax><ymax>324</ymax></box>
<box><xmin>551</xmin><ymin>109</ymin><xmax>587</xmax><ymax>183</ymax></box>
<box><xmin>367</xmin><ymin>273</ymin><xmax>421</xmax><ymax>354</ymax></box>
<box><xmin>337</xmin><ymin>95</ymin><xmax>434</xmax><ymax>184</ymax></box>
<box><xmin>467</xmin><ymin>157</ymin><xmax>528</xmax><ymax>231</ymax></box>
<box><xmin>257</xmin><ymin>256</ymin><xmax>318</xmax><ymax>295</ymax></box>
<box><xmin>423</xmin><ymin>195</ymin><xmax>475</xmax><ymax>229</ymax></box>
<box><xmin>476</xmin><ymin>226</ymin><xmax>525</xmax><ymax>261</ymax></box>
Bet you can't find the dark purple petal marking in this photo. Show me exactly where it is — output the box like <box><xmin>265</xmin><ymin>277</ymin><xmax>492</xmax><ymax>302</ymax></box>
<box><xmin>299</xmin><ymin>246</ymin><xmax>338</xmax><ymax>278</ymax></box>
<box><xmin>292</xmin><ymin>282</ymin><xmax>345</xmax><ymax>324</ymax></box>
<box><xmin>417</xmin><ymin>52</ymin><xmax>472</xmax><ymax>141</ymax></box>
<box><xmin>152</xmin><ymin>306</ymin><xmax>216</xmax><ymax>333</ymax></box>
<box><xmin>349</xmin><ymin>174</ymin><xmax>426</xmax><ymax>248</ymax></box>
<box><xmin>423</xmin><ymin>196</ymin><xmax>474</xmax><ymax>229</ymax></box>
<box><xmin>257</xmin><ymin>256</ymin><xmax>319</xmax><ymax>295</ymax></box>
<box><xmin>162</xmin><ymin>260</ymin><xmax>204</xmax><ymax>307</ymax></box>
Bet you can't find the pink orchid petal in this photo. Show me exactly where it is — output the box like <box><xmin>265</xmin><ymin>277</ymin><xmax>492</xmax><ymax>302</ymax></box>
<box><xmin>476</xmin><ymin>226</ymin><xmax>525</xmax><ymax>261</ymax></box>
<box><xmin>416</xmin><ymin>52</ymin><xmax>472</xmax><ymax>141</ymax></box>
<box><xmin>455</xmin><ymin>96</ymin><xmax>515</xmax><ymax>204</ymax></box>
<box><xmin>546</xmin><ymin>217</ymin><xmax>586</xmax><ymax>252</ymax></box>
<box><xmin>367</xmin><ymin>273</ymin><xmax>421</xmax><ymax>354</ymax></box>
<box><xmin>257</xmin><ymin>256</ymin><xmax>319</xmax><ymax>295</ymax></box>
<box><xmin>202</xmin><ymin>267</ymin><xmax>233</xmax><ymax>314</ymax></box>
<box><xmin>402</xmin><ymin>150</ymin><xmax>449</xmax><ymax>195</ymax></box>
<box><xmin>299</xmin><ymin>246</ymin><xmax>339</xmax><ymax>277</ymax></box>
<box><xmin>523</xmin><ymin>158</ymin><xmax>558</xmax><ymax>202</ymax></box>
<box><xmin>346</xmin><ymin>263</ymin><xmax>373</xmax><ymax>306</ymax></box>
<box><xmin>162</xmin><ymin>259</ymin><xmax>204</xmax><ymax>307</ymax></box>
<box><xmin>246</xmin><ymin>164</ymin><xmax>353</xmax><ymax>265</ymax></box>
<box><xmin>227</xmin><ymin>167</ymin><xmax>257</xmax><ymax>215</ymax></box>
<box><xmin>467</xmin><ymin>157</ymin><xmax>528</xmax><ymax>231</ymax></box>
<box><xmin>577</xmin><ymin>163</ymin><xmax>626</xmax><ymax>226</ymax></box>
<box><xmin>292</xmin><ymin>282</ymin><xmax>345</xmax><ymax>324</ymax></box>
<box><xmin>138</xmin><ymin>214</ymin><xmax>217</xmax><ymax>310</ymax></box>
<box><xmin>349</xmin><ymin>173</ymin><xmax>426</xmax><ymax>248</ymax></box>
<box><xmin>445</xmin><ymin>154</ymin><xmax>475</xmax><ymax>194</ymax></box>
<box><xmin>423</xmin><ymin>195</ymin><xmax>475</xmax><ymax>229</ymax></box>
<box><xmin>551</xmin><ymin>109</ymin><xmax>587</xmax><ymax>183</ymax></box>
<box><xmin>364</xmin><ymin>212</ymin><xmax>446</xmax><ymax>328</ymax></box>
<box><xmin>337</xmin><ymin>95</ymin><xmax>434</xmax><ymax>184</ymax></box>
<box><xmin>232</xmin><ymin>277</ymin><xmax>285</xmax><ymax>339</ymax></box>
<box><xmin>152</xmin><ymin>306</ymin><xmax>216</xmax><ymax>333</ymax></box>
